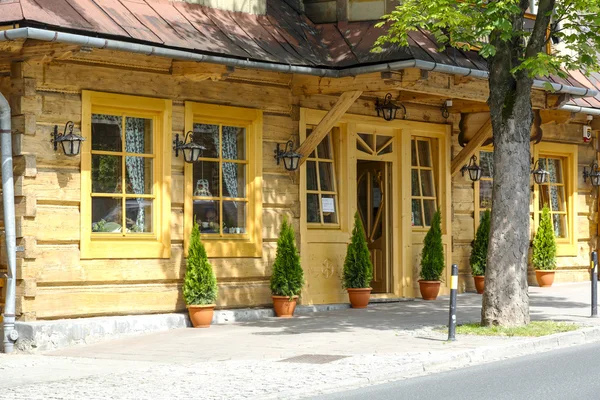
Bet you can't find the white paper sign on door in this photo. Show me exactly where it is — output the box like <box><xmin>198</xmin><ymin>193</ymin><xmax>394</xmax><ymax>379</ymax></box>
<box><xmin>321</xmin><ymin>197</ymin><xmax>335</xmax><ymax>213</ymax></box>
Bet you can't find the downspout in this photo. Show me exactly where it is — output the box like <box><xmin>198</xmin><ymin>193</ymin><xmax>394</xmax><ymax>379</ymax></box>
<box><xmin>0</xmin><ymin>92</ymin><xmax>17</xmax><ymax>353</ymax></box>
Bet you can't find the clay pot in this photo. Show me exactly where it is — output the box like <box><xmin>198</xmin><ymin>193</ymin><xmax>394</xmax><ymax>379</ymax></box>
<box><xmin>272</xmin><ymin>295</ymin><xmax>298</xmax><ymax>318</ymax></box>
<box><xmin>473</xmin><ymin>275</ymin><xmax>485</xmax><ymax>294</ymax></box>
<box><xmin>187</xmin><ymin>304</ymin><xmax>215</xmax><ymax>328</ymax></box>
<box><xmin>535</xmin><ymin>270</ymin><xmax>556</xmax><ymax>287</ymax></box>
<box><xmin>347</xmin><ymin>288</ymin><xmax>372</xmax><ymax>308</ymax></box>
<box><xmin>418</xmin><ymin>280</ymin><xmax>441</xmax><ymax>300</ymax></box>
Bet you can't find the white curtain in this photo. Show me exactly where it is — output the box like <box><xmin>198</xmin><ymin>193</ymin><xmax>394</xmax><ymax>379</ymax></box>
<box><xmin>125</xmin><ymin>118</ymin><xmax>147</xmax><ymax>231</ymax></box>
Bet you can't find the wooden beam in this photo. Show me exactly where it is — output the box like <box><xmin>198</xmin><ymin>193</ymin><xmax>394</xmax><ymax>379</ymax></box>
<box><xmin>297</xmin><ymin>90</ymin><xmax>362</xmax><ymax>165</ymax></box>
<box><xmin>451</xmin><ymin>118</ymin><xmax>493</xmax><ymax>176</ymax></box>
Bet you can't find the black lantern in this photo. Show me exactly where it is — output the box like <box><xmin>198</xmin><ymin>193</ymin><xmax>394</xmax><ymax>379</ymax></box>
<box><xmin>460</xmin><ymin>155</ymin><xmax>482</xmax><ymax>182</ymax></box>
<box><xmin>583</xmin><ymin>161</ymin><xmax>600</xmax><ymax>187</ymax></box>
<box><xmin>375</xmin><ymin>93</ymin><xmax>406</xmax><ymax>121</ymax></box>
<box><xmin>274</xmin><ymin>140</ymin><xmax>301</xmax><ymax>171</ymax></box>
<box><xmin>531</xmin><ymin>159</ymin><xmax>549</xmax><ymax>185</ymax></box>
<box><xmin>173</xmin><ymin>131</ymin><xmax>205</xmax><ymax>163</ymax></box>
<box><xmin>52</xmin><ymin>121</ymin><xmax>85</xmax><ymax>156</ymax></box>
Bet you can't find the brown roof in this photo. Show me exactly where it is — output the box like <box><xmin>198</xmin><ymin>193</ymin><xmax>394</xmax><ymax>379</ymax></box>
<box><xmin>0</xmin><ymin>0</ymin><xmax>599</xmax><ymax>109</ymax></box>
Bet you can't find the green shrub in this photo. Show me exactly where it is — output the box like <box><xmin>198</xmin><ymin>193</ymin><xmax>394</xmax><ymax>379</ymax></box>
<box><xmin>470</xmin><ymin>209</ymin><xmax>491</xmax><ymax>276</ymax></box>
<box><xmin>532</xmin><ymin>205</ymin><xmax>557</xmax><ymax>271</ymax></box>
<box><xmin>183</xmin><ymin>221</ymin><xmax>218</xmax><ymax>305</ymax></box>
<box><xmin>343</xmin><ymin>212</ymin><xmax>373</xmax><ymax>288</ymax></box>
<box><xmin>270</xmin><ymin>217</ymin><xmax>304</xmax><ymax>297</ymax></box>
<box><xmin>420</xmin><ymin>210</ymin><xmax>445</xmax><ymax>281</ymax></box>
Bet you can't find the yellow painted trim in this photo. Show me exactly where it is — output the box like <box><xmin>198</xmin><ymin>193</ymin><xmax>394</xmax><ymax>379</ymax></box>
<box><xmin>183</xmin><ymin>102</ymin><xmax>263</xmax><ymax>258</ymax></box>
<box><xmin>80</xmin><ymin>91</ymin><xmax>172</xmax><ymax>259</ymax></box>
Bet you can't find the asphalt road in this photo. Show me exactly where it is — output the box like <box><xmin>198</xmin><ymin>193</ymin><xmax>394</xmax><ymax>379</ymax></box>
<box><xmin>311</xmin><ymin>341</ymin><xmax>600</xmax><ymax>400</ymax></box>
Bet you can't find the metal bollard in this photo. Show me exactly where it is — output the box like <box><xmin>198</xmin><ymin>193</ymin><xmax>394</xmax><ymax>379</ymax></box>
<box><xmin>448</xmin><ymin>264</ymin><xmax>458</xmax><ymax>341</ymax></box>
<box><xmin>592</xmin><ymin>251</ymin><xmax>598</xmax><ymax>318</ymax></box>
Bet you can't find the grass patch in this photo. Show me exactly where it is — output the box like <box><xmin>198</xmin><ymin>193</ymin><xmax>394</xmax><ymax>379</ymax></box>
<box><xmin>437</xmin><ymin>321</ymin><xmax>578</xmax><ymax>337</ymax></box>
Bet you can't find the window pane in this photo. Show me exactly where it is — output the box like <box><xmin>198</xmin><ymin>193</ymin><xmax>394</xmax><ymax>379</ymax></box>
<box><xmin>319</xmin><ymin>162</ymin><xmax>335</xmax><ymax>192</ymax></box>
<box><xmin>222</xmin><ymin>163</ymin><xmax>246</xmax><ymax>198</ymax></box>
<box><xmin>307</xmin><ymin>161</ymin><xmax>318</xmax><ymax>190</ymax></box>
<box><xmin>423</xmin><ymin>200</ymin><xmax>436</xmax><ymax>226</ymax></box>
<box><xmin>223</xmin><ymin>201</ymin><xmax>246</xmax><ymax>233</ymax></box>
<box><xmin>193</xmin><ymin>161</ymin><xmax>220</xmax><ymax>197</ymax></box>
<box><xmin>307</xmin><ymin>127</ymin><xmax>316</xmax><ymax>158</ymax></box>
<box><xmin>322</xmin><ymin>194</ymin><xmax>337</xmax><ymax>224</ymax></box>
<box><xmin>222</xmin><ymin>126</ymin><xmax>245</xmax><ymax>160</ymax></box>
<box><xmin>479</xmin><ymin>180</ymin><xmax>493</xmax><ymax>209</ymax></box>
<box><xmin>358</xmin><ymin>133</ymin><xmax>373</xmax><ymax>152</ymax></box>
<box><xmin>417</xmin><ymin>141</ymin><xmax>431</xmax><ymax>167</ymax></box>
<box><xmin>194</xmin><ymin>200</ymin><xmax>220</xmax><ymax>234</ymax></box>
<box><xmin>539</xmin><ymin>185</ymin><xmax>550</xmax><ymax>210</ymax></box>
<box><xmin>126</xmin><ymin>198</ymin><xmax>153</xmax><ymax>233</ymax></box>
<box><xmin>412</xmin><ymin>199</ymin><xmax>423</xmax><ymax>227</ymax></box>
<box><xmin>480</xmin><ymin>151</ymin><xmax>494</xmax><ymax>178</ymax></box>
<box><xmin>546</xmin><ymin>158</ymin><xmax>563</xmax><ymax>183</ymax></box>
<box><xmin>317</xmin><ymin>135</ymin><xmax>332</xmax><ymax>159</ymax></box>
<box><xmin>411</xmin><ymin>140</ymin><xmax>417</xmax><ymax>166</ymax></box>
<box><xmin>125</xmin><ymin>117</ymin><xmax>153</xmax><ymax>154</ymax></box>
<box><xmin>92</xmin><ymin>197</ymin><xmax>122</xmax><ymax>233</ymax></box>
<box><xmin>125</xmin><ymin>157</ymin><xmax>152</xmax><ymax>195</ymax></box>
<box><xmin>550</xmin><ymin>185</ymin><xmax>565</xmax><ymax>212</ymax></box>
<box><xmin>376</xmin><ymin>135</ymin><xmax>393</xmax><ymax>155</ymax></box>
<box><xmin>411</xmin><ymin>169</ymin><xmax>420</xmax><ymax>196</ymax></box>
<box><xmin>193</xmin><ymin>123</ymin><xmax>219</xmax><ymax>159</ymax></box>
<box><xmin>307</xmin><ymin>194</ymin><xmax>320</xmax><ymax>223</ymax></box>
<box><xmin>420</xmin><ymin>170</ymin><xmax>434</xmax><ymax>197</ymax></box>
<box><xmin>92</xmin><ymin>155</ymin><xmax>122</xmax><ymax>193</ymax></box>
<box><xmin>92</xmin><ymin>114</ymin><xmax>122</xmax><ymax>152</ymax></box>
<box><xmin>552</xmin><ymin>214</ymin><xmax>568</xmax><ymax>238</ymax></box>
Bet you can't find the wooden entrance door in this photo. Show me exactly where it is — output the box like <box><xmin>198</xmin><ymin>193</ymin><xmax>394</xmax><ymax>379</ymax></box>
<box><xmin>357</xmin><ymin>161</ymin><xmax>390</xmax><ymax>293</ymax></box>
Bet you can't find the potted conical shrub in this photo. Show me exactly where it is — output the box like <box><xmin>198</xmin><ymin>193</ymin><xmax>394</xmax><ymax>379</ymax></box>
<box><xmin>419</xmin><ymin>210</ymin><xmax>445</xmax><ymax>300</ymax></box>
<box><xmin>343</xmin><ymin>212</ymin><xmax>373</xmax><ymax>308</ymax></box>
<box><xmin>533</xmin><ymin>205</ymin><xmax>557</xmax><ymax>287</ymax></box>
<box><xmin>183</xmin><ymin>221</ymin><xmax>218</xmax><ymax>328</ymax></box>
<box><xmin>270</xmin><ymin>217</ymin><xmax>304</xmax><ymax>317</ymax></box>
<box><xmin>470</xmin><ymin>209</ymin><xmax>490</xmax><ymax>294</ymax></box>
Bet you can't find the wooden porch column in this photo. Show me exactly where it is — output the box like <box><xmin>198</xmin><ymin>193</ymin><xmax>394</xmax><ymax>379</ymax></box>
<box><xmin>296</xmin><ymin>90</ymin><xmax>362</xmax><ymax>165</ymax></box>
<box><xmin>451</xmin><ymin>118</ymin><xmax>493</xmax><ymax>176</ymax></box>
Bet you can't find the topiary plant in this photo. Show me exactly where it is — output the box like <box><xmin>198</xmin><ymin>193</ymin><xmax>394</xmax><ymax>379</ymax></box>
<box><xmin>420</xmin><ymin>209</ymin><xmax>445</xmax><ymax>281</ymax></box>
<box><xmin>470</xmin><ymin>209</ymin><xmax>491</xmax><ymax>277</ymax></box>
<box><xmin>270</xmin><ymin>217</ymin><xmax>304</xmax><ymax>298</ymax></box>
<box><xmin>183</xmin><ymin>221</ymin><xmax>218</xmax><ymax>305</ymax></box>
<box><xmin>532</xmin><ymin>205</ymin><xmax>557</xmax><ymax>271</ymax></box>
<box><xmin>343</xmin><ymin>212</ymin><xmax>373</xmax><ymax>289</ymax></box>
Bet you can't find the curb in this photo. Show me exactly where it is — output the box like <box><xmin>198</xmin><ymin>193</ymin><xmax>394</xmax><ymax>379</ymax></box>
<box><xmin>275</xmin><ymin>325</ymin><xmax>600</xmax><ymax>399</ymax></box>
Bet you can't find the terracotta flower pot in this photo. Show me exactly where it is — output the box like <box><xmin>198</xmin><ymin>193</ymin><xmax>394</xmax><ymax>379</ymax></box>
<box><xmin>535</xmin><ymin>270</ymin><xmax>556</xmax><ymax>287</ymax></box>
<box><xmin>347</xmin><ymin>288</ymin><xmax>372</xmax><ymax>308</ymax></box>
<box><xmin>187</xmin><ymin>304</ymin><xmax>215</xmax><ymax>328</ymax></box>
<box><xmin>272</xmin><ymin>295</ymin><xmax>298</xmax><ymax>318</ymax></box>
<box><xmin>418</xmin><ymin>280</ymin><xmax>441</xmax><ymax>300</ymax></box>
<box><xmin>473</xmin><ymin>275</ymin><xmax>485</xmax><ymax>294</ymax></box>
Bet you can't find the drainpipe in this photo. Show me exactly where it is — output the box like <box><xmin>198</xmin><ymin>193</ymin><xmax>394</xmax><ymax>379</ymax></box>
<box><xmin>0</xmin><ymin>92</ymin><xmax>17</xmax><ymax>353</ymax></box>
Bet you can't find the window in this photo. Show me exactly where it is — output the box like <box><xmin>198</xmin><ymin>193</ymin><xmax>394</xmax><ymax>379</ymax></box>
<box><xmin>411</xmin><ymin>138</ymin><xmax>437</xmax><ymax>228</ymax></box>
<box><xmin>81</xmin><ymin>91</ymin><xmax>172</xmax><ymax>259</ymax></box>
<box><xmin>306</xmin><ymin>128</ymin><xmax>340</xmax><ymax>226</ymax></box>
<box><xmin>184</xmin><ymin>102</ymin><xmax>262</xmax><ymax>258</ymax></box>
<box><xmin>535</xmin><ymin>155</ymin><xmax>570</xmax><ymax>239</ymax></box>
<box><xmin>474</xmin><ymin>148</ymin><xmax>494</xmax><ymax>227</ymax></box>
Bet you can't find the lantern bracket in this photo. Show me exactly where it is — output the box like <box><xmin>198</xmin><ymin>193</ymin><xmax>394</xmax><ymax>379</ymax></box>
<box><xmin>52</xmin><ymin>121</ymin><xmax>85</xmax><ymax>156</ymax></box>
<box><xmin>583</xmin><ymin>160</ymin><xmax>600</xmax><ymax>186</ymax></box>
<box><xmin>274</xmin><ymin>140</ymin><xmax>301</xmax><ymax>171</ymax></box>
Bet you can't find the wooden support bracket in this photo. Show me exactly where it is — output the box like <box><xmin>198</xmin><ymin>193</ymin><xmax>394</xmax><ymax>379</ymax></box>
<box><xmin>451</xmin><ymin>118</ymin><xmax>493</xmax><ymax>177</ymax></box>
<box><xmin>297</xmin><ymin>90</ymin><xmax>362</xmax><ymax>165</ymax></box>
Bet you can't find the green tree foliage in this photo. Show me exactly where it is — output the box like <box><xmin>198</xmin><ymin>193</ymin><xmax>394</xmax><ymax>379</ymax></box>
<box><xmin>343</xmin><ymin>212</ymin><xmax>373</xmax><ymax>288</ymax></box>
<box><xmin>420</xmin><ymin>210</ymin><xmax>445</xmax><ymax>281</ymax></box>
<box><xmin>270</xmin><ymin>217</ymin><xmax>304</xmax><ymax>297</ymax></box>
<box><xmin>183</xmin><ymin>221</ymin><xmax>218</xmax><ymax>305</ymax></box>
<box><xmin>532</xmin><ymin>205</ymin><xmax>557</xmax><ymax>271</ymax></box>
<box><xmin>470</xmin><ymin>209</ymin><xmax>491</xmax><ymax>276</ymax></box>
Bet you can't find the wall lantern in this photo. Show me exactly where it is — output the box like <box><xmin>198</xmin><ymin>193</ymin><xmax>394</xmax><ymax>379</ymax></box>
<box><xmin>375</xmin><ymin>93</ymin><xmax>406</xmax><ymax>121</ymax></box>
<box><xmin>583</xmin><ymin>161</ymin><xmax>600</xmax><ymax>187</ymax></box>
<box><xmin>531</xmin><ymin>159</ymin><xmax>549</xmax><ymax>185</ymax></box>
<box><xmin>460</xmin><ymin>155</ymin><xmax>482</xmax><ymax>182</ymax></box>
<box><xmin>52</xmin><ymin>121</ymin><xmax>85</xmax><ymax>156</ymax></box>
<box><xmin>274</xmin><ymin>140</ymin><xmax>301</xmax><ymax>171</ymax></box>
<box><xmin>173</xmin><ymin>131</ymin><xmax>205</xmax><ymax>163</ymax></box>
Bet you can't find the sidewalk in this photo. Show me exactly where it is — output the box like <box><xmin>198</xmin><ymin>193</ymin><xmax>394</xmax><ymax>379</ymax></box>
<box><xmin>1</xmin><ymin>282</ymin><xmax>599</xmax><ymax>400</ymax></box>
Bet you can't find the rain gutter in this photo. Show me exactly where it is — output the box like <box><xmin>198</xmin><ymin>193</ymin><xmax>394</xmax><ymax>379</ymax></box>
<box><xmin>0</xmin><ymin>27</ymin><xmax>597</xmax><ymax>100</ymax></box>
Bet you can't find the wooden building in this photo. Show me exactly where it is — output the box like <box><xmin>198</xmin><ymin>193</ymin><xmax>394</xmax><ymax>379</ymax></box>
<box><xmin>0</xmin><ymin>0</ymin><xmax>599</xmax><ymax>322</ymax></box>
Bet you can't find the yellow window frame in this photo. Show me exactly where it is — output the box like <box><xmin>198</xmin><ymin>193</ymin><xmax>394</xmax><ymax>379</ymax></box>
<box><xmin>411</xmin><ymin>137</ymin><xmax>440</xmax><ymax>231</ymax></box>
<box><xmin>474</xmin><ymin>146</ymin><xmax>494</xmax><ymax>229</ymax></box>
<box><xmin>183</xmin><ymin>102</ymin><xmax>263</xmax><ymax>258</ymax></box>
<box><xmin>81</xmin><ymin>91</ymin><xmax>172</xmax><ymax>259</ymax></box>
